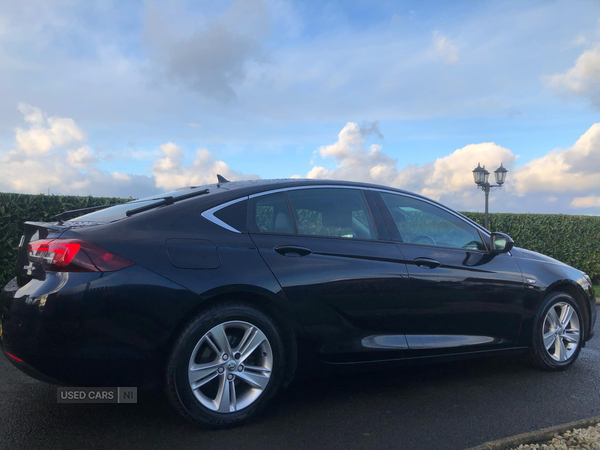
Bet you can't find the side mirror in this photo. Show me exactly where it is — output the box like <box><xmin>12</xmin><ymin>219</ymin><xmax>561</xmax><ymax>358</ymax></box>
<box><xmin>490</xmin><ymin>232</ymin><xmax>514</xmax><ymax>253</ymax></box>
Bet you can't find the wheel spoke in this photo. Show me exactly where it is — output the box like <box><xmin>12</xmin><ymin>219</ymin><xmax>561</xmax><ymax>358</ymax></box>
<box><xmin>189</xmin><ymin>362</ymin><xmax>221</xmax><ymax>389</ymax></box>
<box><xmin>236</xmin><ymin>326</ymin><xmax>255</xmax><ymax>353</ymax></box>
<box><xmin>557</xmin><ymin>338</ymin><xmax>567</xmax><ymax>361</ymax></box>
<box><xmin>215</xmin><ymin>375</ymin><xmax>235</xmax><ymax>412</ymax></box>
<box><xmin>238</xmin><ymin>328</ymin><xmax>267</xmax><ymax>363</ymax></box>
<box><xmin>543</xmin><ymin>330</ymin><xmax>557</xmax><ymax>350</ymax></box>
<box><xmin>230</xmin><ymin>379</ymin><xmax>237</xmax><ymax>411</ymax></box>
<box><xmin>204</xmin><ymin>334</ymin><xmax>220</xmax><ymax>354</ymax></box>
<box><xmin>560</xmin><ymin>305</ymin><xmax>574</xmax><ymax>327</ymax></box>
<box><xmin>236</xmin><ymin>370</ymin><xmax>270</xmax><ymax>390</ymax></box>
<box><xmin>547</xmin><ymin>308</ymin><xmax>560</xmax><ymax>328</ymax></box>
<box><xmin>243</xmin><ymin>365</ymin><xmax>271</xmax><ymax>375</ymax></box>
<box><xmin>210</xmin><ymin>324</ymin><xmax>233</xmax><ymax>356</ymax></box>
<box><xmin>563</xmin><ymin>329</ymin><xmax>580</xmax><ymax>344</ymax></box>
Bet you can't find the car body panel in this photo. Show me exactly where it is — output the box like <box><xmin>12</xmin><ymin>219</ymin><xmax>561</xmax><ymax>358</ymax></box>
<box><xmin>510</xmin><ymin>247</ymin><xmax>596</xmax><ymax>345</ymax></box>
<box><xmin>394</xmin><ymin>243</ymin><xmax>525</xmax><ymax>355</ymax></box>
<box><xmin>250</xmin><ymin>233</ymin><xmax>411</xmax><ymax>363</ymax></box>
<box><xmin>1</xmin><ymin>178</ymin><xmax>596</xmax><ymax>386</ymax></box>
<box><xmin>1</xmin><ymin>265</ymin><xmax>199</xmax><ymax>386</ymax></box>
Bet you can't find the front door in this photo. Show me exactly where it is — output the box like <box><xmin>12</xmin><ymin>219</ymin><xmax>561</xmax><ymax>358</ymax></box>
<box><xmin>248</xmin><ymin>188</ymin><xmax>411</xmax><ymax>363</ymax></box>
<box><xmin>375</xmin><ymin>191</ymin><xmax>525</xmax><ymax>356</ymax></box>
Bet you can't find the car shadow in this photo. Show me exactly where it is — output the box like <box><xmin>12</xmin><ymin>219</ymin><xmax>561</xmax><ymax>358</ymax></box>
<box><xmin>0</xmin><ymin>352</ymin><xmax>576</xmax><ymax>450</ymax></box>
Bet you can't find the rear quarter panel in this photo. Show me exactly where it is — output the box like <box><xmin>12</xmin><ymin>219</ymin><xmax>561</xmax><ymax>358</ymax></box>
<box><xmin>61</xmin><ymin>201</ymin><xmax>303</xmax><ymax>341</ymax></box>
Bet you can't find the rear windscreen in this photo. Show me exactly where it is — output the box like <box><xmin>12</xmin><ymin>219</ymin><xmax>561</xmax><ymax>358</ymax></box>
<box><xmin>70</xmin><ymin>186</ymin><xmax>214</xmax><ymax>223</ymax></box>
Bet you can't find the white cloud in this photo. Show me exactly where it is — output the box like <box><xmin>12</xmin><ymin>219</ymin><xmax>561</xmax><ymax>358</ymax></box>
<box><xmin>2</xmin><ymin>104</ymin><xmax>263</xmax><ymax>197</ymax></box>
<box><xmin>432</xmin><ymin>31</ymin><xmax>458</xmax><ymax>65</ymax></box>
<box><xmin>307</xmin><ymin>122</ymin><xmax>515</xmax><ymax>204</ymax></box>
<box><xmin>67</xmin><ymin>145</ymin><xmax>97</xmax><ymax>169</ymax></box>
<box><xmin>570</xmin><ymin>195</ymin><xmax>600</xmax><ymax>208</ymax></box>
<box><xmin>546</xmin><ymin>45</ymin><xmax>600</xmax><ymax>108</ymax></box>
<box><xmin>572</xmin><ymin>33</ymin><xmax>587</xmax><ymax>46</ymax></box>
<box><xmin>0</xmin><ymin>104</ymin><xmax>158</xmax><ymax>198</ymax></box>
<box><xmin>152</xmin><ymin>142</ymin><xmax>259</xmax><ymax>190</ymax></box>
<box><xmin>112</xmin><ymin>171</ymin><xmax>131</xmax><ymax>182</ymax></box>
<box><xmin>513</xmin><ymin>123</ymin><xmax>600</xmax><ymax>194</ymax></box>
<box><xmin>15</xmin><ymin>103</ymin><xmax>86</xmax><ymax>156</ymax></box>
<box><xmin>307</xmin><ymin>121</ymin><xmax>600</xmax><ymax>213</ymax></box>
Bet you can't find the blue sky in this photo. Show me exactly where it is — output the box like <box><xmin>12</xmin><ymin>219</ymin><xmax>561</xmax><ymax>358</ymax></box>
<box><xmin>1</xmin><ymin>0</ymin><xmax>600</xmax><ymax>213</ymax></box>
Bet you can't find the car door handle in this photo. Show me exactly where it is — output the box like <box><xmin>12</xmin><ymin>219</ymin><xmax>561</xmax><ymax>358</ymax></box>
<box><xmin>413</xmin><ymin>257</ymin><xmax>442</xmax><ymax>269</ymax></box>
<box><xmin>274</xmin><ymin>245</ymin><xmax>312</xmax><ymax>257</ymax></box>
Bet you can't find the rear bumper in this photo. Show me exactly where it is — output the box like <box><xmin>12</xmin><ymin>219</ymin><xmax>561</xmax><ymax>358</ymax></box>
<box><xmin>0</xmin><ymin>273</ymin><xmax>154</xmax><ymax>386</ymax></box>
<box><xmin>1</xmin><ymin>267</ymin><xmax>199</xmax><ymax>387</ymax></box>
<box><xmin>2</xmin><ymin>348</ymin><xmax>63</xmax><ymax>384</ymax></box>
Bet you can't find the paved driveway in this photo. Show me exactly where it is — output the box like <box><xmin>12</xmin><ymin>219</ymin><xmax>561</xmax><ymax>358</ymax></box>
<box><xmin>1</xmin><ymin>307</ymin><xmax>599</xmax><ymax>450</ymax></box>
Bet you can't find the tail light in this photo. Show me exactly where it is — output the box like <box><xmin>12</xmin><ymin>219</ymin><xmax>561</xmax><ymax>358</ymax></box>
<box><xmin>27</xmin><ymin>239</ymin><xmax>134</xmax><ymax>272</ymax></box>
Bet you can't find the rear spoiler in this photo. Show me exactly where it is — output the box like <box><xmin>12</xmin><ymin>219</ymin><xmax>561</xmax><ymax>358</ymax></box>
<box><xmin>24</xmin><ymin>221</ymin><xmax>71</xmax><ymax>231</ymax></box>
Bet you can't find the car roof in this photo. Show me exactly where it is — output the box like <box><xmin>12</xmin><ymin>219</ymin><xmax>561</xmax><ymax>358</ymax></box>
<box><xmin>207</xmin><ymin>178</ymin><xmax>420</xmax><ymax>198</ymax></box>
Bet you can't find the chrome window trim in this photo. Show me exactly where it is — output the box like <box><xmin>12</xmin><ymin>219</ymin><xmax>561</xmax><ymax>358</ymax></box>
<box><xmin>201</xmin><ymin>196</ymin><xmax>249</xmax><ymax>233</ymax></box>
<box><xmin>368</xmin><ymin>187</ymin><xmax>491</xmax><ymax>239</ymax></box>
<box><xmin>248</xmin><ymin>184</ymin><xmax>364</xmax><ymax>199</ymax></box>
<box><xmin>202</xmin><ymin>184</ymin><xmax>490</xmax><ymax>239</ymax></box>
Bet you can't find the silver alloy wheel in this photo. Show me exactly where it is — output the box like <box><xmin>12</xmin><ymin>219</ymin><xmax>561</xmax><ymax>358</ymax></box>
<box><xmin>188</xmin><ymin>320</ymin><xmax>273</xmax><ymax>413</ymax></box>
<box><xmin>542</xmin><ymin>302</ymin><xmax>581</xmax><ymax>362</ymax></box>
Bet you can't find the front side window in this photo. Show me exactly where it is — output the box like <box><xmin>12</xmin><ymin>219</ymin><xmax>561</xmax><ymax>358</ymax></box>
<box><xmin>380</xmin><ymin>193</ymin><xmax>485</xmax><ymax>250</ymax></box>
<box><xmin>287</xmin><ymin>188</ymin><xmax>376</xmax><ymax>239</ymax></box>
<box><xmin>250</xmin><ymin>193</ymin><xmax>294</xmax><ymax>234</ymax></box>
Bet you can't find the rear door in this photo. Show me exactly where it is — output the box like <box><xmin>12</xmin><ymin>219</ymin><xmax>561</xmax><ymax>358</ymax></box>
<box><xmin>249</xmin><ymin>187</ymin><xmax>411</xmax><ymax>363</ymax></box>
<box><xmin>374</xmin><ymin>190</ymin><xmax>525</xmax><ymax>355</ymax></box>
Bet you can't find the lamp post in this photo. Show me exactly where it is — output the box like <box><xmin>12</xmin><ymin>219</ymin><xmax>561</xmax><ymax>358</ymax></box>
<box><xmin>472</xmin><ymin>163</ymin><xmax>508</xmax><ymax>229</ymax></box>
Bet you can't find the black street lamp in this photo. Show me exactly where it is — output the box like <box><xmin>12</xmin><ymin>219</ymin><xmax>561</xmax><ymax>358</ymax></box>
<box><xmin>472</xmin><ymin>163</ymin><xmax>508</xmax><ymax>229</ymax></box>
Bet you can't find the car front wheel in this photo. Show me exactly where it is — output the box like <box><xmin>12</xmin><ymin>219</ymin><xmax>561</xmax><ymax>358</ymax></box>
<box><xmin>530</xmin><ymin>292</ymin><xmax>584</xmax><ymax>370</ymax></box>
<box><xmin>165</xmin><ymin>303</ymin><xmax>286</xmax><ymax>427</ymax></box>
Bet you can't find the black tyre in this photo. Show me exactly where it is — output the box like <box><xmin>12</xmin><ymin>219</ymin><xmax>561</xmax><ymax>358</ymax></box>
<box><xmin>165</xmin><ymin>303</ymin><xmax>286</xmax><ymax>427</ymax></box>
<box><xmin>530</xmin><ymin>292</ymin><xmax>584</xmax><ymax>371</ymax></box>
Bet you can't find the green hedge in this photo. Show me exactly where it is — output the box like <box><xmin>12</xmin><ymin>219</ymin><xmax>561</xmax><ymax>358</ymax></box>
<box><xmin>0</xmin><ymin>193</ymin><xmax>599</xmax><ymax>286</ymax></box>
<box><xmin>0</xmin><ymin>193</ymin><xmax>131</xmax><ymax>285</ymax></box>
<box><xmin>462</xmin><ymin>212</ymin><xmax>600</xmax><ymax>282</ymax></box>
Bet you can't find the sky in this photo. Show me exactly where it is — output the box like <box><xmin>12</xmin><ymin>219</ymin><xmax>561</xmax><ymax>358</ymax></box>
<box><xmin>1</xmin><ymin>0</ymin><xmax>600</xmax><ymax>214</ymax></box>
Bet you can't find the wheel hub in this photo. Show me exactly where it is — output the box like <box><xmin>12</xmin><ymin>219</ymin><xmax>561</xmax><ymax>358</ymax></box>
<box><xmin>542</xmin><ymin>302</ymin><xmax>580</xmax><ymax>363</ymax></box>
<box><xmin>187</xmin><ymin>320</ymin><xmax>273</xmax><ymax>413</ymax></box>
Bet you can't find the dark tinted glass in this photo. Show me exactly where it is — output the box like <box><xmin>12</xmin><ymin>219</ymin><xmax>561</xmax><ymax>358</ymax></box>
<box><xmin>250</xmin><ymin>193</ymin><xmax>293</xmax><ymax>234</ymax></box>
<box><xmin>72</xmin><ymin>186</ymin><xmax>214</xmax><ymax>223</ymax></box>
<box><xmin>214</xmin><ymin>200</ymin><xmax>248</xmax><ymax>232</ymax></box>
<box><xmin>287</xmin><ymin>188</ymin><xmax>376</xmax><ymax>239</ymax></box>
<box><xmin>380</xmin><ymin>193</ymin><xmax>484</xmax><ymax>250</ymax></box>
<box><xmin>71</xmin><ymin>200</ymin><xmax>160</xmax><ymax>223</ymax></box>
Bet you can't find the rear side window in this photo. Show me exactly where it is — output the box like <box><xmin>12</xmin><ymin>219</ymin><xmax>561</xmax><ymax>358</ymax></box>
<box><xmin>213</xmin><ymin>200</ymin><xmax>248</xmax><ymax>232</ymax></box>
<box><xmin>287</xmin><ymin>188</ymin><xmax>376</xmax><ymax>239</ymax></box>
<box><xmin>250</xmin><ymin>193</ymin><xmax>294</xmax><ymax>234</ymax></box>
<box><xmin>72</xmin><ymin>186</ymin><xmax>214</xmax><ymax>223</ymax></box>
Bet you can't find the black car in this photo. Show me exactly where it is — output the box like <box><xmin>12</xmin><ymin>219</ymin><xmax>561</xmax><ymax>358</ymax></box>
<box><xmin>1</xmin><ymin>178</ymin><xmax>596</xmax><ymax>427</ymax></box>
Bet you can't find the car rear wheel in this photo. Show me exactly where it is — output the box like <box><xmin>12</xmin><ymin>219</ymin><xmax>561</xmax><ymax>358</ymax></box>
<box><xmin>165</xmin><ymin>303</ymin><xmax>285</xmax><ymax>427</ymax></box>
<box><xmin>530</xmin><ymin>292</ymin><xmax>583</xmax><ymax>370</ymax></box>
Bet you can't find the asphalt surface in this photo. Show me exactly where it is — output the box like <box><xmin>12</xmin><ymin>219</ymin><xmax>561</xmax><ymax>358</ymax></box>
<box><xmin>1</xmin><ymin>308</ymin><xmax>599</xmax><ymax>450</ymax></box>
